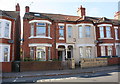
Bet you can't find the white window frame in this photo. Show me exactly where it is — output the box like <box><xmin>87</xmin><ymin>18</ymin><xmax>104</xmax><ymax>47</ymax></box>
<box><xmin>30</xmin><ymin>23</ymin><xmax>34</xmax><ymax>36</ymax></box>
<box><xmin>0</xmin><ymin>44</ymin><xmax>10</xmax><ymax>62</ymax></box>
<box><xmin>59</xmin><ymin>25</ymin><xmax>64</xmax><ymax>39</ymax></box>
<box><xmin>86</xmin><ymin>46</ymin><xmax>92</xmax><ymax>58</ymax></box>
<box><xmin>36</xmin><ymin>47</ymin><xmax>46</xmax><ymax>61</ymax></box>
<box><xmin>67</xmin><ymin>26</ymin><xmax>72</xmax><ymax>38</ymax></box>
<box><xmin>85</xmin><ymin>25</ymin><xmax>91</xmax><ymax>37</ymax></box>
<box><xmin>48</xmin><ymin>24</ymin><xmax>51</xmax><ymax>37</ymax></box>
<box><xmin>79</xmin><ymin>47</ymin><xmax>83</xmax><ymax>58</ymax></box>
<box><xmin>48</xmin><ymin>47</ymin><xmax>51</xmax><ymax>60</ymax></box>
<box><xmin>78</xmin><ymin>26</ymin><xmax>82</xmax><ymax>38</ymax></box>
<box><xmin>36</xmin><ymin>23</ymin><xmax>46</xmax><ymax>36</ymax></box>
<box><xmin>107</xmin><ymin>46</ymin><xmax>112</xmax><ymax>56</ymax></box>
<box><xmin>106</xmin><ymin>26</ymin><xmax>111</xmax><ymax>38</ymax></box>
<box><xmin>115</xmin><ymin>28</ymin><xmax>119</xmax><ymax>40</ymax></box>
<box><xmin>99</xmin><ymin>26</ymin><xmax>104</xmax><ymax>38</ymax></box>
<box><xmin>0</xmin><ymin>19</ymin><xmax>11</xmax><ymax>39</ymax></box>
<box><xmin>101</xmin><ymin>46</ymin><xmax>105</xmax><ymax>56</ymax></box>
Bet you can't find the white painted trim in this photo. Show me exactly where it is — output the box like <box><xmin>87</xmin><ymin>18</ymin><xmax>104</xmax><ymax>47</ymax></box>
<box><xmin>29</xmin><ymin>43</ymin><xmax>52</xmax><ymax>47</ymax></box>
<box><xmin>59</xmin><ymin>37</ymin><xmax>64</xmax><ymax>40</ymax></box>
<box><xmin>56</xmin><ymin>43</ymin><xmax>74</xmax><ymax>49</ymax></box>
<box><xmin>76</xmin><ymin>44</ymin><xmax>95</xmax><ymax>47</ymax></box>
<box><xmin>0</xmin><ymin>44</ymin><xmax>10</xmax><ymax>62</ymax></box>
<box><xmin>0</xmin><ymin>19</ymin><xmax>12</xmax><ymax>39</ymax></box>
<box><xmin>115</xmin><ymin>43</ymin><xmax>120</xmax><ymax>45</ymax></box>
<box><xmin>76</xmin><ymin>23</ymin><xmax>94</xmax><ymax>26</ymax></box>
<box><xmin>66</xmin><ymin>24</ymin><xmax>74</xmax><ymax>27</ymax></box>
<box><xmin>58</xmin><ymin>23</ymin><xmax>64</xmax><ymax>26</ymax></box>
<box><xmin>98</xmin><ymin>38</ymin><xmax>113</xmax><ymax>39</ymax></box>
<box><xmin>114</xmin><ymin>26</ymin><xmax>118</xmax><ymax>29</ymax></box>
<box><xmin>97</xmin><ymin>24</ymin><xmax>112</xmax><ymax>27</ymax></box>
<box><xmin>99</xmin><ymin>43</ymin><xmax>114</xmax><ymax>46</ymax></box>
<box><xmin>29</xmin><ymin>36</ymin><xmax>52</xmax><ymax>39</ymax></box>
<box><xmin>29</xmin><ymin>20</ymin><xmax>52</xmax><ymax>24</ymax></box>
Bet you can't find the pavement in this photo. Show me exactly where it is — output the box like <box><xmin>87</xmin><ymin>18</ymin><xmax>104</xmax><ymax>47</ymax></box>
<box><xmin>1</xmin><ymin>65</ymin><xmax>120</xmax><ymax>79</ymax></box>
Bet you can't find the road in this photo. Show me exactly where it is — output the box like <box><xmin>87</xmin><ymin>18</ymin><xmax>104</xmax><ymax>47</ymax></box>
<box><xmin>2</xmin><ymin>69</ymin><xmax>120</xmax><ymax>83</ymax></box>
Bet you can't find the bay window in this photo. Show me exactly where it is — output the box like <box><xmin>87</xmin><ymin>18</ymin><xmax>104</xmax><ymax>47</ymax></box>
<box><xmin>36</xmin><ymin>47</ymin><xmax>46</xmax><ymax>61</ymax></box>
<box><xmin>36</xmin><ymin>23</ymin><xmax>46</xmax><ymax>36</ymax></box>
<box><xmin>78</xmin><ymin>26</ymin><xmax>82</xmax><ymax>38</ymax></box>
<box><xmin>106</xmin><ymin>26</ymin><xmax>111</xmax><ymax>38</ymax></box>
<box><xmin>0</xmin><ymin>19</ymin><xmax>11</xmax><ymax>39</ymax></box>
<box><xmin>68</xmin><ymin>26</ymin><xmax>72</xmax><ymax>38</ymax></box>
<box><xmin>0</xmin><ymin>44</ymin><xmax>10</xmax><ymax>62</ymax></box>
<box><xmin>99</xmin><ymin>27</ymin><xmax>104</xmax><ymax>38</ymax></box>
<box><xmin>85</xmin><ymin>26</ymin><xmax>91</xmax><ymax>37</ymax></box>
<box><xmin>59</xmin><ymin>26</ymin><xmax>64</xmax><ymax>38</ymax></box>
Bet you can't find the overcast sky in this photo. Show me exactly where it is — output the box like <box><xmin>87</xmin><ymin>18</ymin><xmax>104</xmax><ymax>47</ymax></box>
<box><xmin>0</xmin><ymin>0</ymin><xmax>119</xmax><ymax>19</ymax></box>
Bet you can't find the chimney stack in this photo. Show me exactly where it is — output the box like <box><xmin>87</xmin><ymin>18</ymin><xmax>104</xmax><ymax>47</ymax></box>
<box><xmin>114</xmin><ymin>11</ymin><xmax>120</xmax><ymax>20</ymax></box>
<box><xmin>25</xmin><ymin>6</ymin><xmax>30</xmax><ymax>13</ymax></box>
<box><xmin>77</xmin><ymin>5</ymin><xmax>86</xmax><ymax>17</ymax></box>
<box><xmin>16</xmin><ymin>3</ymin><xmax>20</xmax><ymax>11</ymax></box>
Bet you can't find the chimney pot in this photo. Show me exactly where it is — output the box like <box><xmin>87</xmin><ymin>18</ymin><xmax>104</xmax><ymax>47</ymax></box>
<box><xmin>16</xmin><ymin>3</ymin><xmax>20</xmax><ymax>11</ymax></box>
<box><xmin>25</xmin><ymin>6</ymin><xmax>30</xmax><ymax>13</ymax></box>
<box><xmin>77</xmin><ymin>5</ymin><xmax>86</xmax><ymax>17</ymax></box>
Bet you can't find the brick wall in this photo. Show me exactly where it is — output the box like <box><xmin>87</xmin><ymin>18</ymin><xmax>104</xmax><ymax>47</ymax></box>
<box><xmin>0</xmin><ymin>62</ymin><xmax>12</xmax><ymax>72</ymax></box>
<box><xmin>108</xmin><ymin>57</ymin><xmax>120</xmax><ymax>65</ymax></box>
<box><xmin>20</xmin><ymin>61</ymin><xmax>68</xmax><ymax>72</ymax></box>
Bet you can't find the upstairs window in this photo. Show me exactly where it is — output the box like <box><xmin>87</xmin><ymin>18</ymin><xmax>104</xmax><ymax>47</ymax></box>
<box><xmin>115</xmin><ymin>29</ymin><xmax>118</xmax><ymax>40</ymax></box>
<box><xmin>85</xmin><ymin>26</ymin><xmax>91</xmax><ymax>37</ymax></box>
<box><xmin>68</xmin><ymin>26</ymin><xmax>72</xmax><ymax>38</ymax></box>
<box><xmin>4</xmin><ymin>22</ymin><xmax>10</xmax><ymax>38</ymax></box>
<box><xmin>99</xmin><ymin>26</ymin><xmax>104</xmax><ymax>38</ymax></box>
<box><xmin>106</xmin><ymin>26</ymin><xmax>111</xmax><ymax>38</ymax></box>
<box><xmin>36</xmin><ymin>23</ymin><xmax>46</xmax><ymax>36</ymax></box>
<box><xmin>30</xmin><ymin>23</ymin><xmax>34</xmax><ymax>36</ymax></box>
<box><xmin>48</xmin><ymin>24</ymin><xmax>50</xmax><ymax>37</ymax></box>
<box><xmin>0</xmin><ymin>19</ymin><xmax>11</xmax><ymax>39</ymax></box>
<box><xmin>59</xmin><ymin>26</ymin><xmax>64</xmax><ymax>38</ymax></box>
<box><xmin>78</xmin><ymin>26</ymin><xmax>82</xmax><ymax>38</ymax></box>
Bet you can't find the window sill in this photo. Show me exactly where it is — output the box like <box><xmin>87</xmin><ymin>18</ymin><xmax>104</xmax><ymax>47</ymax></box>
<box><xmin>29</xmin><ymin>36</ymin><xmax>52</xmax><ymax>39</ymax></box>
<box><xmin>0</xmin><ymin>37</ymin><xmax>11</xmax><ymax>39</ymax></box>
<box><xmin>98</xmin><ymin>38</ymin><xmax>113</xmax><ymax>39</ymax></box>
<box><xmin>59</xmin><ymin>37</ymin><xmax>64</xmax><ymax>40</ymax></box>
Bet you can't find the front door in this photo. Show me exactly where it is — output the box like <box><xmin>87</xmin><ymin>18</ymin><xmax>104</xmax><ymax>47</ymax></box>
<box><xmin>58</xmin><ymin>51</ymin><xmax>63</xmax><ymax>61</ymax></box>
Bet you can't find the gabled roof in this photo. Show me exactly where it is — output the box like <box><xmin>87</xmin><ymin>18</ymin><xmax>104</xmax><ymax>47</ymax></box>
<box><xmin>0</xmin><ymin>10</ymin><xmax>19</xmax><ymax>19</ymax></box>
<box><xmin>24</xmin><ymin>12</ymin><xmax>120</xmax><ymax>25</ymax></box>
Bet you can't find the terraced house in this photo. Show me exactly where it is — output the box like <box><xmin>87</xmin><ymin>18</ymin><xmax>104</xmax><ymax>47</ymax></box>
<box><xmin>0</xmin><ymin>3</ymin><xmax>21</xmax><ymax>71</ymax></box>
<box><xmin>22</xmin><ymin>5</ymin><xmax>120</xmax><ymax>65</ymax></box>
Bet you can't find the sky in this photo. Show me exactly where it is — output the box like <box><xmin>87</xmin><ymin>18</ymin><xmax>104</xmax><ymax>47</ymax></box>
<box><xmin>0</xmin><ymin>0</ymin><xmax>120</xmax><ymax>19</ymax></box>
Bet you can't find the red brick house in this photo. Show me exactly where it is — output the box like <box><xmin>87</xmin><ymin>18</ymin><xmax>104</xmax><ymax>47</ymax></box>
<box><xmin>22</xmin><ymin>5</ymin><xmax>120</xmax><ymax>64</ymax></box>
<box><xmin>0</xmin><ymin>3</ymin><xmax>21</xmax><ymax>71</ymax></box>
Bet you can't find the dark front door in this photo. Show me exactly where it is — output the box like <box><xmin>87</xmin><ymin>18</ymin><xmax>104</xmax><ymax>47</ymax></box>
<box><xmin>67</xmin><ymin>51</ymin><xmax>71</xmax><ymax>58</ymax></box>
<box><xmin>58</xmin><ymin>51</ymin><xmax>62</xmax><ymax>61</ymax></box>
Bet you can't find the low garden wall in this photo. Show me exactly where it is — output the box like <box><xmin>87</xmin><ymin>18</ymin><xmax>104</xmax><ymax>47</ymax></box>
<box><xmin>80</xmin><ymin>58</ymin><xmax>108</xmax><ymax>68</ymax></box>
<box><xmin>0</xmin><ymin>62</ymin><xmax>12</xmax><ymax>72</ymax></box>
<box><xmin>108</xmin><ymin>57</ymin><xmax>120</xmax><ymax>65</ymax></box>
<box><xmin>80</xmin><ymin>57</ymin><xmax>120</xmax><ymax>68</ymax></box>
<box><xmin>20</xmin><ymin>61</ymin><xmax>68</xmax><ymax>72</ymax></box>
